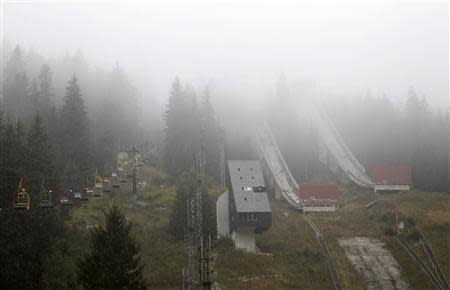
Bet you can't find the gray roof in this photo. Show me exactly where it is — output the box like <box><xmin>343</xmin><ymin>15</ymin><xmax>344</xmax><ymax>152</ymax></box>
<box><xmin>228</xmin><ymin>160</ymin><xmax>271</xmax><ymax>213</ymax></box>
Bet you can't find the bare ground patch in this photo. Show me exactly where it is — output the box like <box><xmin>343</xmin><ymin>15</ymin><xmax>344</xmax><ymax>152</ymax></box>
<box><xmin>339</xmin><ymin>237</ymin><xmax>410</xmax><ymax>290</ymax></box>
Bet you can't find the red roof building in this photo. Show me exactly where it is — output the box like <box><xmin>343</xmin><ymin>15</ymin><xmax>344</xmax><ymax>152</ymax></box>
<box><xmin>370</xmin><ymin>165</ymin><xmax>412</xmax><ymax>192</ymax></box>
<box><xmin>299</xmin><ymin>184</ymin><xmax>340</xmax><ymax>212</ymax></box>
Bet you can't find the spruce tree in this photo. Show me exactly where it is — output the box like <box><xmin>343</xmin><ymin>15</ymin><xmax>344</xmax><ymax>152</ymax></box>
<box><xmin>163</xmin><ymin>78</ymin><xmax>202</xmax><ymax>178</ymax></box>
<box><xmin>15</xmin><ymin>119</ymin><xmax>26</xmax><ymax>175</ymax></box>
<box><xmin>200</xmin><ymin>88</ymin><xmax>222</xmax><ymax>181</ymax></box>
<box><xmin>163</xmin><ymin>77</ymin><xmax>187</xmax><ymax>177</ymax></box>
<box><xmin>38</xmin><ymin>64</ymin><xmax>54</xmax><ymax>113</ymax></box>
<box><xmin>26</xmin><ymin>112</ymin><xmax>53</xmax><ymax>194</ymax></box>
<box><xmin>60</xmin><ymin>75</ymin><xmax>90</xmax><ymax>178</ymax></box>
<box><xmin>168</xmin><ymin>170</ymin><xmax>217</xmax><ymax>239</ymax></box>
<box><xmin>29</xmin><ymin>79</ymin><xmax>40</xmax><ymax>112</ymax></box>
<box><xmin>3</xmin><ymin>45</ymin><xmax>26</xmax><ymax>119</ymax></box>
<box><xmin>201</xmin><ymin>186</ymin><xmax>217</xmax><ymax>237</ymax></box>
<box><xmin>100</xmin><ymin>64</ymin><xmax>139</xmax><ymax>148</ymax></box>
<box><xmin>168</xmin><ymin>170</ymin><xmax>196</xmax><ymax>239</ymax></box>
<box><xmin>77</xmin><ymin>206</ymin><xmax>147</xmax><ymax>290</ymax></box>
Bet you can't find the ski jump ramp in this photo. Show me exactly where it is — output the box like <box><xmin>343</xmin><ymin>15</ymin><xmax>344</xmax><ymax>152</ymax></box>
<box><xmin>309</xmin><ymin>104</ymin><xmax>373</xmax><ymax>188</ymax></box>
<box><xmin>256</xmin><ymin>104</ymin><xmax>372</xmax><ymax>208</ymax></box>
<box><xmin>256</xmin><ymin>123</ymin><xmax>299</xmax><ymax>207</ymax></box>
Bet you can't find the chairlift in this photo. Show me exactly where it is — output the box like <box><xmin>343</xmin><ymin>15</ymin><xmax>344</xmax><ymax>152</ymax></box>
<box><xmin>85</xmin><ymin>186</ymin><xmax>94</xmax><ymax>196</ymax></box>
<box><xmin>93</xmin><ymin>172</ymin><xmax>103</xmax><ymax>198</ymax></box>
<box><xmin>103</xmin><ymin>176</ymin><xmax>112</xmax><ymax>192</ymax></box>
<box><xmin>111</xmin><ymin>173</ymin><xmax>120</xmax><ymax>188</ymax></box>
<box><xmin>74</xmin><ymin>189</ymin><xmax>89</xmax><ymax>201</ymax></box>
<box><xmin>74</xmin><ymin>192</ymin><xmax>82</xmax><ymax>199</ymax></box>
<box><xmin>39</xmin><ymin>179</ymin><xmax>54</xmax><ymax>208</ymax></box>
<box><xmin>60</xmin><ymin>189</ymin><xmax>74</xmax><ymax>206</ymax></box>
<box><xmin>63</xmin><ymin>176</ymin><xmax>80</xmax><ymax>205</ymax></box>
<box><xmin>12</xmin><ymin>177</ymin><xmax>30</xmax><ymax>210</ymax></box>
<box><xmin>120</xmin><ymin>172</ymin><xmax>128</xmax><ymax>183</ymax></box>
<box><xmin>79</xmin><ymin>188</ymin><xmax>90</xmax><ymax>201</ymax></box>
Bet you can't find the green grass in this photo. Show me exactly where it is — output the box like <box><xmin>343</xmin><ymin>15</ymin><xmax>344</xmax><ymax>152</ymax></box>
<box><xmin>55</xmin><ymin>167</ymin><xmax>449</xmax><ymax>290</ymax></box>
<box><xmin>216</xmin><ymin>199</ymin><xmax>330</xmax><ymax>290</ymax></box>
<box><xmin>309</xmin><ymin>189</ymin><xmax>450</xmax><ymax>290</ymax></box>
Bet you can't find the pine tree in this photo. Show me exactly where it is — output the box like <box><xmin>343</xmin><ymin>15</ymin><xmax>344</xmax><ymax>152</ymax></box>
<box><xmin>168</xmin><ymin>170</ymin><xmax>217</xmax><ymax>239</ymax></box>
<box><xmin>0</xmin><ymin>207</ymin><xmax>64</xmax><ymax>290</ymax></box>
<box><xmin>200</xmin><ymin>88</ymin><xmax>222</xmax><ymax>181</ymax></box>
<box><xmin>26</xmin><ymin>112</ymin><xmax>53</xmax><ymax>194</ymax></box>
<box><xmin>3</xmin><ymin>46</ymin><xmax>30</xmax><ymax>121</ymax></box>
<box><xmin>168</xmin><ymin>170</ymin><xmax>196</xmax><ymax>239</ymax></box>
<box><xmin>77</xmin><ymin>206</ymin><xmax>148</xmax><ymax>290</ymax></box>
<box><xmin>15</xmin><ymin>120</ymin><xmax>26</xmax><ymax>175</ymax></box>
<box><xmin>29</xmin><ymin>79</ymin><xmax>40</xmax><ymax>111</ymax></box>
<box><xmin>201</xmin><ymin>186</ymin><xmax>217</xmax><ymax>237</ymax></box>
<box><xmin>38</xmin><ymin>64</ymin><xmax>54</xmax><ymax>113</ymax></box>
<box><xmin>100</xmin><ymin>64</ymin><xmax>140</xmax><ymax>148</ymax></box>
<box><xmin>163</xmin><ymin>78</ymin><xmax>200</xmax><ymax>177</ymax></box>
<box><xmin>60</xmin><ymin>75</ymin><xmax>90</xmax><ymax>178</ymax></box>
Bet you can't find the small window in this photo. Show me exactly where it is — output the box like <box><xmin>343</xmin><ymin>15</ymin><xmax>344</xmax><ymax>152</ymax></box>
<box><xmin>237</xmin><ymin>168</ymin><xmax>240</xmax><ymax>171</ymax></box>
<box><xmin>251</xmin><ymin>176</ymin><xmax>254</xmax><ymax>180</ymax></box>
<box><xmin>250</xmin><ymin>168</ymin><xmax>253</xmax><ymax>171</ymax></box>
<box><xmin>247</xmin><ymin>213</ymin><xmax>257</xmax><ymax>221</ymax></box>
<box><xmin>244</xmin><ymin>197</ymin><xmax>247</xmax><ymax>201</ymax></box>
<box><xmin>253</xmin><ymin>186</ymin><xmax>265</xmax><ymax>192</ymax></box>
<box><xmin>240</xmin><ymin>176</ymin><xmax>243</xmax><ymax>180</ymax></box>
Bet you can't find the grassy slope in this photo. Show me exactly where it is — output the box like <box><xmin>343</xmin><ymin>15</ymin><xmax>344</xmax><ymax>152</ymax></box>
<box><xmin>310</xmin><ymin>187</ymin><xmax>450</xmax><ymax>290</ymax></box>
<box><xmin>63</xmin><ymin>167</ymin><xmax>449</xmax><ymax>290</ymax></box>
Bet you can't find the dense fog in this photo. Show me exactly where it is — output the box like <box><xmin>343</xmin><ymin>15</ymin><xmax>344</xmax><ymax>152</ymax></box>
<box><xmin>2</xmin><ymin>0</ymin><xmax>449</xmax><ymax>189</ymax></box>
<box><xmin>4</xmin><ymin>0</ymin><xmax>448</xmax><ymax>109</ymax></box>
<box><xmin>0</xmin><ymin>1</ymin><xmax>449</xmax><ymax>289</ymax></box>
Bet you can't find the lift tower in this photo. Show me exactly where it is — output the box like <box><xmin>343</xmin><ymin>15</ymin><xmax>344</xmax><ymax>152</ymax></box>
<box><xmin>183</xmin><ymin>129</ymin><xmax>215</xmax><ymax>290</ymax></box>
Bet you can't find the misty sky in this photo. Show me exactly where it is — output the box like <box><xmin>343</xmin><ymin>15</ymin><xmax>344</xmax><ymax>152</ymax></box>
<box><xmin>3</xmin><ymin>0</ymin><xmax>449</xmax><ymax>109</ymax></box>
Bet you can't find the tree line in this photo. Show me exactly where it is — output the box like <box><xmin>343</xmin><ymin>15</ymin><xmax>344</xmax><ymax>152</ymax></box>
<box><xmin>0</xmin><ymin>74</ymin><xmax>90</xmax><ymax>208</ymax></box>
<box><xmin>1</xmin><ymin>45</ymin><xmax>150</xmax><ymax>288</ymax></box>
<box><xmin>0</xmin><ymin>45</ymin><xmax>152</xmax><ymax>206</ymax></box>
<box><xmin>163</xmin><ymin>77</ymin><xmax>223</xmax><ymax>239</ymax></box>
<box><xmin>328</xmin><ymin>88</ymin><xmax>449</xmax><ymax>192</ymax></box>
<box><xmin>269</xmin><ymin>76</ymin><xmax>448</xmax><ymax>192</ymax></box>
<box><xmin>0</xmin><ymin>204</ymin><xmax>147</xmax><ymax>289</ymax></box>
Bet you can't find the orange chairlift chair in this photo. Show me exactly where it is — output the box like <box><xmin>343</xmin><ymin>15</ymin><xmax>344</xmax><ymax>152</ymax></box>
<box><xmin>13</xmin><ymin>177</ymin><xmax>30</xmax><ymax>210</ymax></box>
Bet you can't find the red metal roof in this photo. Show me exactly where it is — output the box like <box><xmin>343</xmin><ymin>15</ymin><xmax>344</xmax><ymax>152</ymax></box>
<box><xmin>299</xmin><ymin>184</ymin><xmax>340</xmax><ymax>202</ymax></box>
<box><xmin>370</xmin><ymin>165</ymin><xmax>412</xmax><ymax>185</ymax></box>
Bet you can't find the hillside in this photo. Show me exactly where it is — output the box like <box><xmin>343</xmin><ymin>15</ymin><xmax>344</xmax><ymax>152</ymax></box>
<box><xmin>54</xmin><ymin>166</ymin><xmax>449</xmax><ymax>290</ymax></box>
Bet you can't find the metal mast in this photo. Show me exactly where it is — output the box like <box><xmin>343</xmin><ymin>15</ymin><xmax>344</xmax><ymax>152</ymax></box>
<box><xmin>183</xmin><ymin>117</ymin><xmax>215</xmax><ymax>290</ymax></box>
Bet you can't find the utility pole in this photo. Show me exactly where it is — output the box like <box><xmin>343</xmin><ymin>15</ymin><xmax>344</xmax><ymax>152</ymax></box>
<box><xmin>128</xmin><ymin>146</ymin><xmax>139</xmax><ymax>210</ymax></box>
<box><xmin>183</xmin><ymin>200</ymin><xmax>194</xmax><ymax>290</ymax></box>
<box><xmin>132</xmin><ymin>166</ymin><xmax>137</xmax><ymax>195</ymax></box>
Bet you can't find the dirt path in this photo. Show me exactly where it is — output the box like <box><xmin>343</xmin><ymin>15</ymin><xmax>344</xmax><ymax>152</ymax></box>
<box><xmin>339</xmin><ymin>237</ymin><xmax>410</xmax><ymax>290</ymax></box>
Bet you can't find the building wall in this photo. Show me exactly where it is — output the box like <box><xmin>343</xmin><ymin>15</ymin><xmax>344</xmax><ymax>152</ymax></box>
<box><xmin>231</xmin><ymin>229</ymin><xmax>257</xmax><ymax>252</ymax></box>
<box><xmin>301</xmin><ymin>205</ymin><xmax>336</xmax><ymax>212</ymax></box>
<box><xmin>233</xmin><ymin>212</ymin><xmax>272</xmax><ymax>233</ymax></box>
<box><xmin>216</xmin><ymin>191</ymin><xmax>230</xmax><ymax>238</ymax></box>
<box><xmin>373</xmin><ymin>184</ymin><xmax>410</xmax><ymax>192</ymax></box>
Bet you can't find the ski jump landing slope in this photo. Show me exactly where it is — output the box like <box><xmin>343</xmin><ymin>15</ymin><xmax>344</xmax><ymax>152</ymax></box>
<box><xmin>256</xmin><ymin>123</ymin><xmax>299</xmax><ymax>207</ymax></box>
<box><xmin>308</xmin><ymin>104</ymin><xmax>372</xmax><ymax>188</ymax></box>
<box><xmin>256</xmin><ymin>104</ymin><xmax>372</xmax><ymax>207</ymax></box>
